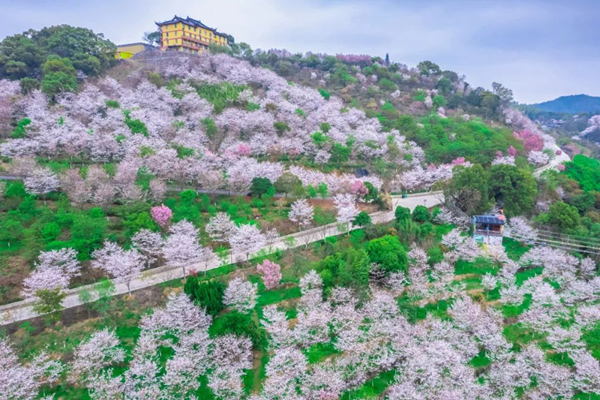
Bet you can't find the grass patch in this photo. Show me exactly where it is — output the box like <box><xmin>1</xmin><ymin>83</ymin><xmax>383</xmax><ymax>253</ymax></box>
<box><xmin>397</xmin><ymin>297</ymin><xmax>451</xmax><ymax>323</ymax></box>
<box><xmin>304</xmin><ymin>342</ymin><xmax>340</xmax><ymax>364</ymax></box>
<box><xmin>503</xmin><ymin>321</ymin><xmax>544</xmax><ymax>349</ymax></box>
<box><xmin>341</xmin><ymin>369</ymin><xmax>396</xmax><ymax>400</ymax></box>
<box><xmin>583</xmin><ymin>321</ymin><xmax>600</xmax><ymax>360</ymax></box>
<box><xmin>469</xmin><ymin>351</ymin><xmax>492</xmax><ymax>368</ymax></box>
<box><xmin>503</xmin><ymin>237</ymin><xmax>531</xmax><ymax>260</ymax></box>
<box><xmin>501</xmin><ymin>294</ymin><xmax>532</xmax><ymax>318</ymax></box>
<box><xmin>454</xmin><ymin>257</ymin><xmax>497</xmax><ymax>276</ymax></box>
<box><xmin>257</xmin><ymin>285</ymin><xmax>302</xmax><ymax>307</ymax></box>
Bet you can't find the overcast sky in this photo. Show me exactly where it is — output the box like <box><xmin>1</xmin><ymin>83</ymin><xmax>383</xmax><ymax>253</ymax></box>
<box><xmin>1</xmin><ymin>0</ymin><xmax>598</xmax><ymax>103</ymax></box>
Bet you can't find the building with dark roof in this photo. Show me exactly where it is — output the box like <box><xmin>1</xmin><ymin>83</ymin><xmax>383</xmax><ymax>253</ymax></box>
<box><xmin>472</xmin><ymin>214</ymin><xmax>506</xmax><ymax>245</ymax></box>
<box><xmin>155</xmin><ymin>15</ymin><xmax>229</xmax><ymax>54</ymax></box>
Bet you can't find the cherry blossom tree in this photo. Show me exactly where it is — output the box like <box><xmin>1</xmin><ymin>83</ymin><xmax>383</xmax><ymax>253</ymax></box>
<box><xmin>208</xmin><ymin>335</ymin><xmax>252</xmax><ymax>399</ymax></box>
<box><xmin>527</xmin><ymin>150</ymin><xmax>549</xmax><ymax>166</ymax></box>
<box><xmin>151</xmin><ymin>204</ymin><xmax>172</xmax><ymax>228</ymax></box>
<box><xmin>257</xmin><ymin>260</ymin><xmax>282</xmax><ymax>289</ymax></box>
<box><xmin>92</xmin><ymin>242</ymin><xmax>144</xmax><ymax>294</ymax></box>
<box><xmin>148</xmin><ymin>179</ymin><xmax>167</xmax><ymax>202</ymax></box>
<box><xmin>24</xmin><ymin>167</ymin><xmax>59</xmax><ymax>199</ymax></box>
<box><xmin>334</xmin><ymin>193</ymin><xmax>359</xmax><ymax>233</ymax></box>
<box><xmin>229</xmin><ymin>223</ymin><xmax>265</xmax><ymax>261</ymax></box>
<box><xmin>162</xmin><ymin>224</ymin><xmax>201</xmax><ymax>276</ymax></box>
<box><xmin>70</xmin><ymin>329</ymin><xmax>125</xmax><ymax>387</ymax></box>
<box><xmin>21</xmin><ymin>248</ymin><xmax>80</xmax><ymax>298</ymax></box>
<box><xmin>131</xmin><ymin>229</ymin><xmax>163</xmax><ymax>268</ymax></box>
<box><xmin>0</xmin><ymin>337</ymin><xmax>62</xmax><ymax>400</ymax></box>
<box><xmin>506</xmin><ymin>216</ymin><xmax>538</xmax><ymax>244</ymax></box>
<box><xmin>223</xmin><ymin>278</ymin><xmax>258</xmax><ymax>313</ymax></box>
<box><xmin>205</xmin><ymin>212</ymin><xmax>237</xmax><ymax>242</ymax></box>
<box><xmin>288</xmin><ymin>199</ymin><xmax>314</xmax><ymax>229</ymax></box>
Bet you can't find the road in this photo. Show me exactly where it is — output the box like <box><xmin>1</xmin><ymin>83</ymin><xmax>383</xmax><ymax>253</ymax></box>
<box><xmin>533</xmin><ymin>144</ymin><xmax>570</xmax><ymax>177</ymax></box>
<box><xmin>0</xmin><ymin>192</ymin><xmax>443</xmax><ymax>325</ymax></box>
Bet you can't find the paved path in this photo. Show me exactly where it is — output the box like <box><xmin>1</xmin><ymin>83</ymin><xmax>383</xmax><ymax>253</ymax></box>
<box><xmin>533</xmin><ymin>144</ymin><xmax>570</xmax><ymax>177</ymax></box>
<box><xmin>0</xmin><ymin>192</ymin><xmax>443</xmax><ymax>325</ymax></box>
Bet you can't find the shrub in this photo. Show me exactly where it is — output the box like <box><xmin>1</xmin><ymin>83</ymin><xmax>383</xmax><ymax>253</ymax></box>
<box><xmin>353</xmin><ymin>211</ymin><xmax>372</xmax><ymax>226</ymax></box>
<box><xmin>395</xmin><ymin>206</ymin><xmax>411</xmax><ymax>223</ymax></box>
<box><xmin>412</xmin><ymin>205</ymin><xmax>430</xmax><ymax>222</ymax></box>
<box><xmin>432</xmin><ymin>95</ymin><xmax>447</xmax><ymax>108</ymax></box>
<box><xmin>184</xmin><ymin>277</ymin><xmax>226</xmax><ymax>316</ymax></box>
<box><xmin>379</xmin><ymin>78</ymin><xmax>398</xmax><ymax>91</ymax></box>
<box><xmin>366</xmin><ymin>235</ymin><xmax>408</xmax><ymax>273</ymax></box>
<box><xmin>209</xmin><ymin>311</ymin><xmax>263</xmax><ymax>347</ymax></box>
<box><xmin>318</xmin><ymin>88</ymin><xmax>330</xmax><ymax>100</ymax></box>
<box><xmin>547</xmin><ymin>201</ymin><xmax>581</xmax><ymax>231</ymax></box>
<box><xmin>250</xmin><ymin>177</ymin><xmax>275</xmax><ymax>197</ymax></box>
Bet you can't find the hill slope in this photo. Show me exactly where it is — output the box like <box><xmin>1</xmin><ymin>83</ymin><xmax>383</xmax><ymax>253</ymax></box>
<box><xmin>531</xmin><ymin>94</ymin><xmax>600</xmax><ymax>114</ymax></box>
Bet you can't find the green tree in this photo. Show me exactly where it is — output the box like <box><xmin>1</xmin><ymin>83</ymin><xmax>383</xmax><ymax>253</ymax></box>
<box><xmin>353</xmin><ymin>211</ymin><xmax>372</xmax><ymax>226</ymax></box>
<box><xmin>435</xmin><ymin>77</ymin><xmax>453</xmax><ymax>95</ymax></box>
<box><xmin>317</xmin><ymin>183</ymin><xmax>328</xmax><ymax>199</ymax></box>
<box><xmin>91</xmin><ymin>279</ymin><xmax>115</xmax><ymax>315</ymax></box>
<box><xmin>432</xmin><ymin>95</ymin><xmax>447</xmax><ymax>108</ymax></box>
<box><xmin>563</xmin><ymin>155</ymin><xmax>600</xmax><ymax>192</ymax></box>
<box><xmin>250</xmin><ymin>177</ymin><xmax>275</xmax><ymax>197</ymax></box>
<box><xmin>274</xmin><ymin>173</ymin><xmax>301</xmax><ymax>197</ymax></box>
<box><xmin>364</xmin><ymin>182</ymin><xmax>379</xmax><ymax>203</ymax></box>
<box><xmin>445</xmin><ymin>165</ymin><xmax>491</xmax><ymax>214</ymax></box>
<box><xmin>209</xmin><ymin>311</ymin><xmax>262</xmax><ymax>347</ymax></box>
<box><xmin>417</xmin><ymin>60</ymin><xmax>441</xmax><ymax>76</ymax></box>
<box><xmin>412</xmin><ymin>205</ymin><xmax>430</xmax><ymax>223</ymax></box>
<box><xmin>143</xmin><ymin>31</ymin><xmax>160</xmax><ymax>45</ymax></box>
<box><xmin>0</xmin><ymin>217</ymin><xmax>23</xmax><ymax>247</ymax></box>
<box><xmin>0</xmin><ymin>34</ymin><xmax>46</xmax><ymax>79</ymax></box>
<box><xmin>41</xmin><ymin>56</ymin><xmax>77</xmax><ymax>98</ymax></box>
<box><xmin>330</xmin><ymin>143</ymin><xmax>351</xmax><ymax>165</ymax></box>
<box><xmin>19</xmin><ymin>77</ymin><xmax>39</xmax><ymax>94</ymax></box>
<box><xmin>367</xmin><ymin>235</ymin><xmax>408</xmax><ymax>273</ymax></box>
<box><xmin>395</xmin><ymin>206</ymin><xmax>411</xmax><ymax>224</ymax></box>
<box><xmin>33</xmin><ymin>288</ymin><xmax>66</xmax><ymax>325</ymax></box>
<box><xmin>488</xmin><ymin>164</ymin><xmax>537</xmax><ymax>217</ymax></box>
<box><xmin>184</xmin><ymin>277</ymin><xmax>226</xmax><ymax>316</ymax></box>
<box><xmin>41</xmin><ymin>222</ymin><xmax>61</xmax><ymax>242</ymax></box>
<box><xmin>547</xmin><ymin>202</ymin><xmax>581</xmax><ymax>231</ymax></box>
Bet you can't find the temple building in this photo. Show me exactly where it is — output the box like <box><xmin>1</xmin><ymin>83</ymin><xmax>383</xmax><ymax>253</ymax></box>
<box><xmin>155</xmin><ymin>15</ymin><xmax>229</xmax><ymax>54</ymax></box>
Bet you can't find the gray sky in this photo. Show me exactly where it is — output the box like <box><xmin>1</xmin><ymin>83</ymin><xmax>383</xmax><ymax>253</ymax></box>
<box><xmin>2</xmin><ymin>0</ymin><xmax>599</xmax><ymax>103</ymax></box>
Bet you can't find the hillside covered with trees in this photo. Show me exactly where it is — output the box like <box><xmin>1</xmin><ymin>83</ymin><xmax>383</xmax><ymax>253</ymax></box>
<box><xmin>0</xmin><ymin>23</ymin><xmax>598</xmax><ymax>400</ymax></box>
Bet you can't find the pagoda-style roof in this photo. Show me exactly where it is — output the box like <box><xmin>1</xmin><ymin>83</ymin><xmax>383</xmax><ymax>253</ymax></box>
<box><xmin>473</xmin><ymin>215</ymin><xmax>506</xmax><ymax>225</ymax></box>
<box><xmin>155</xmin><ymin>15</ymin><xmax>229</xmax><ymax>36</ymax></box>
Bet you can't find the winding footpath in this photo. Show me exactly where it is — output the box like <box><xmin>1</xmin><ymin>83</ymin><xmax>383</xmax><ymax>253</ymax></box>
<box><xmin>0</xmin><ymin>192</ymin><xmax>444</xmax><ymax>325</ymax></box>
<box><xmin>533</xmin><ymin>144</ymin><xmax>570</xmax><ymax>177</ymax></box>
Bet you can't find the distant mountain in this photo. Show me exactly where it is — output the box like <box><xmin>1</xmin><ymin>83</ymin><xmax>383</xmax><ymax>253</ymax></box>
<box><xmin>530</xmin><ymin>94</ymin><xmax>600</xmax><ymax>114</ymax></box>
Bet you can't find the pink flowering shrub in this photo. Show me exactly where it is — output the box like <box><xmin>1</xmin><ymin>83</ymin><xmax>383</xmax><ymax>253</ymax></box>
<box><xmin>507</xmin><ymin>145</ymin><xmax>517</xmax><ymax>157</ymax></box>
<box><xmin>451</xmin><ymin>157</ymin><xmax>466</xmax><ymax>165</ymax></box>
<box><xmin>496</xmin><ymin>151</ymin><xmax>503</xmax><ymax>159</ymax></box>
<box><xmin>236</xmin><ymin>144</ymin><xmax>252</xmax><ymax>156</ymax></box>
<box><xmin>556</xmin><ymin>149</ymin><xmax>562</xmax><ymax>156</ymax></box>
<box><xmin>256</xmin><ymin>260</ymin><xmax>282</xmax><ymax>290</ymax></box>
<box><xmin>557</xmin><ymin>164</ymin><xmax>565</xmax><ymax>171</ymax></box>
<box><xmin>513</xmin><ymin>130</ymin><xmax>544</xmax><ymax>153</ymax></box>
<box><xmin>151</xmin><ymin>204</ymin><xmax>172</xmax><ymax>227</ymax></box>
<box><xmin>350</xmin><ymin>180</ymin><xmax>368</xmax><ymax>198</ymax></box>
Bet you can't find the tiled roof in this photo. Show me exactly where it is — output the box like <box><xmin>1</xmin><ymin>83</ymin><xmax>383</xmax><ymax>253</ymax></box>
<box><xmin>472</xmin><ymin>215</ymin><xmax>506</xmax><ymax>225</ymax></box>
<box><xmin>156</xmin><ymin>15</ymin><xmax>228</xmax><ymax>37</ymax></box>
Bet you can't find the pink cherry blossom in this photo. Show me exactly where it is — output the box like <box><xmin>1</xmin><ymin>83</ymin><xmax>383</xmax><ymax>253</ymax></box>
<box><xmin>151</xmin><ymin>204</ymin><xmax>172</xmax><ymax>228</ymax></box>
